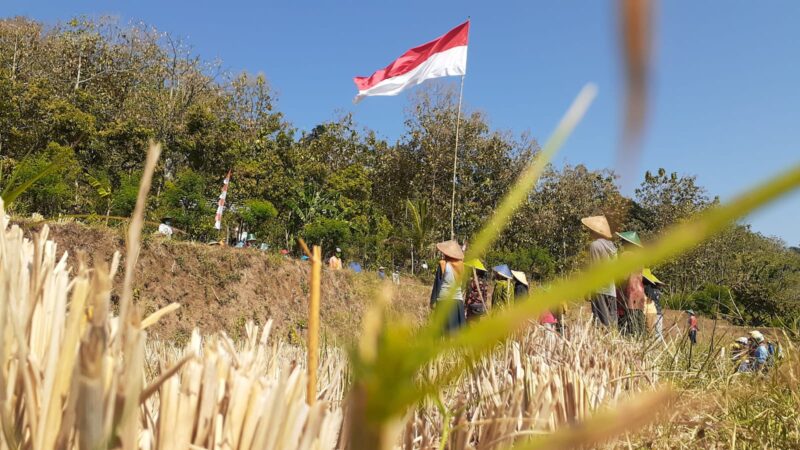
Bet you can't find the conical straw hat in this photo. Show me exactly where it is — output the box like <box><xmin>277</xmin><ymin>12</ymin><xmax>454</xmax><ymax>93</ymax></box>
<box><xmin>581</xmin><ymin>215</ymin><xmax>612</xmax><ymax>239</ymax></box>
<box><xmin>642</xmin><ymin>268</ymin><xmax>664</xmax><ymax>285</ymax></box>
<box><xmin>436</xmin><ymin>240</ymin><xmax>464</xmax><ymax>260</ymax></box>
<box><xmin>511</xmin><ymin>270</ymin><xmax>528</xmax><ymax>286</ymax></box>
<box><xmin>492</xmin><ymin>264</ymin><xmax>513</xmax><ymax>279</ymax></box>
<box><xmin>465</xmin><ymin>258</ymin><xmax>487</xmax><ymax>272</ymax></box>
<box><xmin>616</xmin><ymin>231</ymin><xmax>643</xmax><ymax>247</ymax></box>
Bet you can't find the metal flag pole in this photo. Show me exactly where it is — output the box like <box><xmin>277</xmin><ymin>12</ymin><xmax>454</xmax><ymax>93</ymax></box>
<box><xmin>449</xmin><ymin>74</ymin><xmax>465</xmax><ymax>240</ymax></box>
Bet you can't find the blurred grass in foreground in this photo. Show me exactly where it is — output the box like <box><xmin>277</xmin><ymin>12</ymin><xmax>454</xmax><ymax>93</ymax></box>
<box><xmin>344</xmin><ymin>80</ymin><xmax>800</xmax><ymax>448</ymax></box>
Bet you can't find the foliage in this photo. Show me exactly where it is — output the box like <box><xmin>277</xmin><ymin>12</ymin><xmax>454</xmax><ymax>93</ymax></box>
<box><xmin>0</xmin><ymin>16</ymin><xmax>797</xmax><ymax>327</ymax></box>
<box><xmin>663</xmin><ymin>283</ymin><xmax>737</xmax><ymax>317</ymax></box>
<box><xmin>303</xmin><ymin>217</ymin><xmax>351</xmax><ymax>255</ymax></box>
<box><xmin>240</xmin><ymin>198</ymin><xmax>277</xmax><ymax>238</ymax></box>
<box><xmin>487</xmin><ymin>246</ymin><xmax>555</xmax><ymax>282</ymax></box>
<box><xmin>159</xmin><ymin>169</ymin><xmax>215</xmax><ymax>239</ymax></box>
<box><xmin>111</xmin><ymin>172</ymin><xmax>141</xmax><ymax>217</ymax></box>
<box><xmin>2</xmin><ymin>142</ymin><xmax>79</xmax><ymax>215</ymax></box>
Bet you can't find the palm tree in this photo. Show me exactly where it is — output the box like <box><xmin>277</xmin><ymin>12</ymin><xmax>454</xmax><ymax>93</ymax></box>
<box><xmin>406</xmin><ymin>198</ymin><xmax>435</xmax><ymax>273</ymax></box>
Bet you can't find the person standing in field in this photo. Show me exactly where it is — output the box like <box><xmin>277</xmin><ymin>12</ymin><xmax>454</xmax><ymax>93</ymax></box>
<box><xmin>430</xmin><ymin>240</ymin><xmax>466</xmax><ymax>333</ymax></box>
<box><xmin>581</xmin><ymin>215</ymin><xmax>618</xmax><ymax>328</ymax></box>
<box><xmin>328</xmin><ymin>248</ymin><xmax>343</xmax><ymax>270</ymax></box>
<box><xmin>491</xmin><ymin>264</ymin><xmax>514</xmax><ymax>308</ymax></box>
<box><xmin>687</xmin><ymin>310</ymin><xmax>698</xmax><ymax>345</ymax></box>
<box><xmin>642</xmin><ymin>268</ymin><xmax>665</xmax><ymax>338</ymax></box>
<box><xmin>464</xmin><ymin>259</ymin><xmax>489</xmax><ymax>321</ymax></box>
<box><xmin>512</xmin><ymin>270</ymin><xmax>529</xmax><ymax>300</ymax></box>
<box><xmin>616</xmin><ymin>231</ymin><xmax>646</xmax><ymax>336</ymax></box>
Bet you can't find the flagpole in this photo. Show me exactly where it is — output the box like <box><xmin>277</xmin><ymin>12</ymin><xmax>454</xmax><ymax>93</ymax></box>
<box><xmin>449</xmin><ymin>74</ymin><xmax>465</xmax><ymax>240</ymax></box>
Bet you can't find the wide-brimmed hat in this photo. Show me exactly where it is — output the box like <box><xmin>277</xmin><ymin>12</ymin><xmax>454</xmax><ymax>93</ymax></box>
<box><xmin>642</xmin><ymin>268</ymin><xmax>664</xmax><ymax>285</ymax></box>
<box><xmin>735</xmin><ymin>337</ymin><xmax>749</xmax><ymax>346</ymax></box>
<box><xmin>511</xmin><ymin>270</ymin><xmax>529</xmax><ymax>286</ymax></box>
<box><xmin>436</xmin><ymin>240</ymin><xmax>464</xmax><ymax>260</ymax></box>
<box><xmin>465</xmin><ymin>258</ymin><xmax>487</xmax><ymax>272</ymax></box>
<box><xmin>246</xmin><ymin>233</ymin><xmax>257</xmax><ymax>242</ymax></box>
<box><xmin>161</xmin><ymin>216</ymin><xmax>173</xmax><ymax>223</ymax></box>
<box><xmin>492</xmin><ymin>264</ymin><xmax>512</xmax><ymax>279</ymax></box>
<box><xmin>580</xmin><ymin>215</ymin><xmax>612</xmax><ymax>239</ymax></box>
<box><xmin>616</xmin><ymin>231</ymin><xmax>643</xmax><ymax>247</ymax></box>
<box><xmin>686</xmin><ymin>309</ymin><xmax>695</xmax><ymax>315</ymax></box>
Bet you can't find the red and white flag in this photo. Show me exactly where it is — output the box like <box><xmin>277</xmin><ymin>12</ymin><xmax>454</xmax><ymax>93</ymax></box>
<box><xmin>214</xmin><ymin>169</ymin><xmax>231</xmax><ymax>230</ymax></box>
<box><xmin>353</xmin><ymin>20</ymin><xmax>469</xmax><ymax>103</ymax></box>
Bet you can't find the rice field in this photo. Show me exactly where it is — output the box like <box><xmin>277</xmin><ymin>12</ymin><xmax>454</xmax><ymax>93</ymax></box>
<box><xmin>0</xmin><ymin>203</ymin><xmax>674</xmax><ymax>449</ymax></box>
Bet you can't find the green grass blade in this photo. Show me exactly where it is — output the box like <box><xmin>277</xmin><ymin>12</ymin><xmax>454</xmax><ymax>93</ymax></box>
<box><xmin>423</xmin><ymin>83</ymin><xmax>598</xmax><ymax>338</ymax></box>
<box><xmin>355</xmin><ymin>161</ymin><xmax>800</xmax><ymax>430</ymax></box>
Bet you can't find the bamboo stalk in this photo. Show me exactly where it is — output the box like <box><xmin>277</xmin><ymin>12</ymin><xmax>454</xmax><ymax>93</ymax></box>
<box><xmin>307</xmin><ymin>245</ymin><xmax>321</xmax><ymax>405</ymax></box>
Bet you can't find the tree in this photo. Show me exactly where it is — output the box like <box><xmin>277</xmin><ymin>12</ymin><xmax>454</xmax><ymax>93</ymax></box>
<box><xmin>240</xmin><ymin>199</ymin><xmax>277</xmax><ymax>239</ymax></box>
<box><xmin>635</xmin><ymin>168</ymin><xmax>716</xmax><ymax>232</ymax></box>
<box><xmin>397</xmin><ymin>83</ymin><xmax>536</xmax><ymax>241</ymax></box>
<box><xmin>159</xmin><ymin>169</ymin><xmax>215</xmax><ymax>239</ymax></box>
<box><xmin>487</xmin><ymin>246</ymin><xmax>555</xmax><ymax>283</ymax></box>
<box><xmin>302</xmin><ymin>217</ymin><xmax>351</xmax><ymax>255</ymax></box>
<box><xmin>4</xmin><ymin>142</ymin><xmax>80</xmax><ymax>216</ymax></box>
<box><xmin>506</xmin><ymin>164</ymin><xmax>629</xmax><ymax>272</ymax></box>
<box><xmin>405</xmin><ymin>199</ymin><xmax>435</xmax><ymax>273</ymax></box>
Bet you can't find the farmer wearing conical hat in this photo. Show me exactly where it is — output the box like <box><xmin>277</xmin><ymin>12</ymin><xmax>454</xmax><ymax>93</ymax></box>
<box><xmin>430</xmin><ymin>240</ymin><xmax>466</xmax><ymax>333</ymax></box>
<box><xmin>581</xmin><ymin>215</ymin><xmax>618</xmax><ymax>328</ymax></box>
<box><xmin>511</xmin><ymin>270</ymin><xmax>529</xmax><ymax>299</ymax></box>
<box><xmin>617</xmin><ymin>231</ymin><xmax>646</xmax><ymax>336</ymax></box>
<box><xmin>491</xmin><ymin>264</ymin><xmax>514</xmax><ymax>308</ymax></box>
<box><xmin>643</xmin><ymin>268</ymin><xmax>665</xmax><ymax>338</ymax></box>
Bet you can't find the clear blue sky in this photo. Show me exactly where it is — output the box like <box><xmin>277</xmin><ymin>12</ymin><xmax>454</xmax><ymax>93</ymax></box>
<box><xmin>7</xmin><ymin>1</ymin><xmax>800</xmax><ymax>246</ymax></box>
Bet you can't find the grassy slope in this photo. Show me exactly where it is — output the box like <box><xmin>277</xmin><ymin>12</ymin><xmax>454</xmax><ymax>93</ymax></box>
<box><xmin>19</xmin><ymin>220</ymin><xmax>430</xmax><ymax>345</ymax></box>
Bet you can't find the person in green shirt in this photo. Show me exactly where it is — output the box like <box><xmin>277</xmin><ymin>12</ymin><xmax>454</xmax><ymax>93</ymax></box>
<box><xmin>491</xmin><ymin>264</ymin><xmax>514</xmax><ymax>308</ymax></box>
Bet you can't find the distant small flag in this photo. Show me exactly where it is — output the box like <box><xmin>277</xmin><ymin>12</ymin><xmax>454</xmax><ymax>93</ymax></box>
<box><xmin>214</xmin><ymin>169</ymin><xmax>231</xmax><ymax>230</ymax></box>
<box><xmin>353</xmin><ymin>20</ymin><xmax>469</xmax><ymax>103</ymax></box>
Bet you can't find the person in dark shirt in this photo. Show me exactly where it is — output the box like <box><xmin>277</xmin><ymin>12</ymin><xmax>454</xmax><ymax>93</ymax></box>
<box><xmin>464</xmin><ymin>259</ymin><xmax>488</xmax><ymax>322</ymax></box>
<box><xmin>511</xmin><ymin>270</ymin><xmax>529</xmax><ymax>300</ymax></box>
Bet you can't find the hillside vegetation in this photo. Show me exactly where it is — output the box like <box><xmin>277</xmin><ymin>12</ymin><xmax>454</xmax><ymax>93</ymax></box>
<box><xmin>1</xmin><ymin>16</ymin><xmax>799</xmax><ymax>326</ymax></box>
<box><xmin>19</xmin><ymin>220</ymin><xmax>429</xmax><ymax>344</ymax></box>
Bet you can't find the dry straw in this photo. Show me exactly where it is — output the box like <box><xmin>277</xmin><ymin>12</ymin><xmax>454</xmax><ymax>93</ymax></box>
<box><xmin>0</xmin><ymin>192</ymin><xmax>664</xmax><ymax>449</ymax></box>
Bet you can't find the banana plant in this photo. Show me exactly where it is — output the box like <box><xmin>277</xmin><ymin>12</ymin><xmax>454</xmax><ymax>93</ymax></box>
<box><xmin>0</xmin><ymin>153</ymin><xmax>67</xmax><ymax>209</ymax></box>
<box><xmin>86</xmin><ymin>172</ymin><xmax>114</xmax><ymax>224</ymax></box>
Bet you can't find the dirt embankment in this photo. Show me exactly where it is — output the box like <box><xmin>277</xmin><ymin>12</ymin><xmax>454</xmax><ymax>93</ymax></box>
<box><xmin>19</xmin><ymin>221</ymin><xmax>430</xmax><ymax>345</ymax></box>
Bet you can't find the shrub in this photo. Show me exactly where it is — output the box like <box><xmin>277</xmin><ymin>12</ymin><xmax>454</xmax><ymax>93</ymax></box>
<box><xmin>302</xmin><ymin>217</ymin><xmax>351</xmax><ymax>254</ymax></box>
<box><xmin>241</xmin><ymin>198</ymin><xmax>278</xmax><ymax>238</ymax></box>
<box><xmin>159</xmin><ymin>168</ymin><xmax>216</xmax><ymax>239</ymax></box>
<box><xmin>487</xmin><ymin>245</ymin><xmax>555</xmax><ymax>282</ymax></box>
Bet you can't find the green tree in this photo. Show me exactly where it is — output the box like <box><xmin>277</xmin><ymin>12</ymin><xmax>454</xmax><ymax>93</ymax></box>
<box><xmin>5</xmin><ymin>142</ymin><xmax>80</xmax><ymax>216</ymax></box>
<box><xmin>240</xmin><ymin>199</ymin><xmax>278</xmax><ymax>239</ymax></box>
<box><xmin>159</xmin><ymin>169</ymin><xmax>215</xmax><ymax>239</ymax></box>
<box><xmin>635</xmin><ymin>168</ymin><xmax>716</xmax><ymax>232</ymax></box>
<box><xmin>302</xmin><ymin>217</ymin><xmax>351</xmax><ymax>255</ymax></box>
